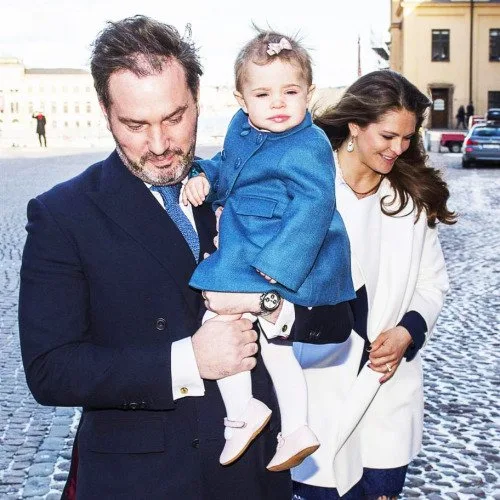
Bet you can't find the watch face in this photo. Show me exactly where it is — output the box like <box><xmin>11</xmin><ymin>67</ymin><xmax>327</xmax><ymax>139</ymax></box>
<box><xmin>262</xmin><ymin>291</ymin><xmax>280</xmax><ymax>311</ymax></box>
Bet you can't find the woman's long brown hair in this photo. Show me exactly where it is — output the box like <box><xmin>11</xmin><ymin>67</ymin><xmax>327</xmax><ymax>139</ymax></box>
<box><xmin>315</xmin><ymin>70</ymin><xmax>456</xmax><ymax>227</ymax></box>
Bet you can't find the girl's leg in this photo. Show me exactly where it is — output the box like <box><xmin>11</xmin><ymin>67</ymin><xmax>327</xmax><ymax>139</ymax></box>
<box><xmin>202</xmin><ymin>310</ymin><xmax>272</xmax><ymax>465</ymax></box>
<box><xmin>260</xmin><ymin>334</ymin><xmax>319</xmax><ymax>471</ymax></box>
<box><xmin>259</xmin><ymin>335</ymin><xmax>307</xmax><ymax>436</ymax></box>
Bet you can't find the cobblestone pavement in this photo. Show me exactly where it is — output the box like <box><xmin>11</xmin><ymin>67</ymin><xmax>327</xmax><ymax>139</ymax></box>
<box><xmin>0</xmin><ymin>149</ymin><xmax>498</xmax><ymax>499</ymax></box>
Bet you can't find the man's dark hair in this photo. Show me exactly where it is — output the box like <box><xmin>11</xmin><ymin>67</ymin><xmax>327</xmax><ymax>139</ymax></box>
<box><xmin>90</xmin><ymin>15</ymin><xmax>203</xmax><ymax>109</ymax></box>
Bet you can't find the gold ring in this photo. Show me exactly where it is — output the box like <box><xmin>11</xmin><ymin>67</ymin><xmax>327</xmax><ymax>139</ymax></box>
<box><xmin>386</xmin><ymin>363</ymin><xmax>392</xmax><ymax>373</ymax></box>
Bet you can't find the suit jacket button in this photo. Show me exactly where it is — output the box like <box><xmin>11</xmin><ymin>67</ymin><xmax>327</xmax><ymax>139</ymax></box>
<box><xmin>281</xmin><ymin>324</ymin><xmax>288</xmax><ymax>333</ymax></box>
<box><xmin>156</xmin><ymin>318</ymin><xmax>166</xmax><ymax>331</ymax></box>
<box><xmin>309</xmin><ymin>330</ymin><xmax>320</xmax><ymax>340</ymax></box>
<box><xmin>191</xmin><ymin>438</ymin><xmax>200</xmax><ymax>449</ymax></box>
<box><xmin>129</xmin><ymin>402</ymin><xmax>139</xmax><ymax>410</ymax></box>
<box><xmin>140</xmin><ymin>401</ymin><xmax>147</xmax><ymax>409</ymax></box>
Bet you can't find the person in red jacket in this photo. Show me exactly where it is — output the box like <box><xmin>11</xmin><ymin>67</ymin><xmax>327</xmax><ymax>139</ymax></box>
<box><xmin>32</xmin><ymin>112</ymin><xmax>47</xmax><ymax>147</ymax></box>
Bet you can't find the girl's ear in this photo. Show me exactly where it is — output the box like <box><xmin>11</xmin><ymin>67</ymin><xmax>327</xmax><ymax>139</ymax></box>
<box><xmin>233</xmin><ymin>91</ymin><xmax>248</xmax><ymax>113</ymax></box>
<box><xmin>306</xmin><ymin>84</ymin><xmax>316</xmax><ymax>104</ymax></box>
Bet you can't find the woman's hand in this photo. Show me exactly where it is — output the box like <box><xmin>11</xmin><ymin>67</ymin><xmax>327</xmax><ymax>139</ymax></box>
<box><xmin>368</xmin><ymin>326</ymin><xmax>413</xmax><ymax>383</ymax></box>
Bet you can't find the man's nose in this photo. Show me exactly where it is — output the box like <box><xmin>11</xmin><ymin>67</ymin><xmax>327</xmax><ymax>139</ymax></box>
<box><xmin>148</xmin><ymin>126</ymin><xmax>170</xmax><ymax>155</ymax></box>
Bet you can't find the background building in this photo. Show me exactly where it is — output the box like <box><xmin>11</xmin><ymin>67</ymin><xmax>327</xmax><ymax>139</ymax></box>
<box><xmin>390</xmin><ymin>0</ymin><xmax>500</xmax><ymax>129</ymax></box>
<box><xmin>0</xmin><ymin>57</ymin><xmax>111</xmax><ymax>147</ymax></box>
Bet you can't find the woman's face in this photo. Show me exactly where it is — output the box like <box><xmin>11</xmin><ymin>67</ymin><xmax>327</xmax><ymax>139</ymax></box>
<box><xmin>349</xmin><ymin>108</ymin><xmax>417</xmax><ymax>175</ymax></box>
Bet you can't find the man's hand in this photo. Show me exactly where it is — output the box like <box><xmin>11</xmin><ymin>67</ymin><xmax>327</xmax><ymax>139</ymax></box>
<box><xmin>368</xmin><ymin>326</ymin><xmax>413</xmax><ymax>383</ymax></box>
<box><xmin>191</xmin><ymin>315</ymin><xmax>258</xmax><ymax>379</ymax></box>
<box><xmin>182</xmin><ymin>174</ymin><xmax>210</xmax><ymax>207</ymax></box>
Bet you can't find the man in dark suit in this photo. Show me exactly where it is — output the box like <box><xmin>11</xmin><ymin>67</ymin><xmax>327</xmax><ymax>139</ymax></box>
<box><xmin>19</xmin><ymin>15</ymin><xmax>351</xmax><ymax>500</ymax></box>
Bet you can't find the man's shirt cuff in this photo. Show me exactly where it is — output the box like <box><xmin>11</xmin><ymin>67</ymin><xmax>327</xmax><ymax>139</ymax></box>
<box><xmin>258</xmin><ymin>299</ymin><xmax>295</xmax><ymax>339</ymax></box>
<box><xmin>171</xmin><ymin>337</ymin><xmax>205</xmax><ymax>400</ymax></box>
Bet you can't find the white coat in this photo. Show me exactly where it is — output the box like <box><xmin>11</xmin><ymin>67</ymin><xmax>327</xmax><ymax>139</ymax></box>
<box><xmin>292</xmin><ymin>174</ymin><xmax>450</xmax><ymax>495</ymax></box>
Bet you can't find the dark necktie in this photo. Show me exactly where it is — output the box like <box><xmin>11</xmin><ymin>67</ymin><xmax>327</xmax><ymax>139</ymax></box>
<box><xmin>151</xmin><ymin>184</ymin><xmax>200</xmax><ymax>263</ymax></box>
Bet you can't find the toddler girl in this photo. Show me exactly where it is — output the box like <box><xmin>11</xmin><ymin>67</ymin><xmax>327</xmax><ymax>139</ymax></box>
<box><xmin>184</xmin><ymin>29</ymin><xmax>355</xmax><ymax>471</ymax></box>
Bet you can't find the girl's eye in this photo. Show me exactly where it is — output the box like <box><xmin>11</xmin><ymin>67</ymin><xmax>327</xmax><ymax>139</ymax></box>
<box><xmin>256</xmin><ymin>93</ymin><xmax>268</xmax><ymax>98</ymax></box>
<box><xmin>286</xmin><ymin>90</ymin><xmax>298</xmax><ymax>95</ymax></box>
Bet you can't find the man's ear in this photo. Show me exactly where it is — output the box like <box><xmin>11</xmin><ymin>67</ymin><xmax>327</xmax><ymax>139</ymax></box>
<box><xmin>306</xmin><ymin>84</ymin><xmax>316</xmax><ymax>105</ymax></box>
<box><xmin>99</xmin><ymin>101</ymin><xmax>111</xmax><ymax>132</ymax></box>
<box><xmin>196</xmin><ymin>88</ymin><xmax>201</xmax><ymax>116</ymax></box>
<box><xmin>233</xmin><ymin>91</ymin><xmax>248</xmax><ymax>113</ymax></box>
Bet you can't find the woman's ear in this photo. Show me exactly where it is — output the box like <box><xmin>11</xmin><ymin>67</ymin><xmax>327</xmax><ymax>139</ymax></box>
<box><xmin>348</xmin><ymin>122</ymin><xmax>360</xmax><ymax>138</ymax></box>
<box><xmin>233</xmin><ymin>91</ymin><xmax>248</xmax><ymax>113</ymax></box>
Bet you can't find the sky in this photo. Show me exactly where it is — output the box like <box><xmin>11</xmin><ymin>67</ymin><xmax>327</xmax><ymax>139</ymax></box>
<box><xmin>1</xmin><ymin>0</ymin><xmax>390</xmax><ymax>88</ymax></box>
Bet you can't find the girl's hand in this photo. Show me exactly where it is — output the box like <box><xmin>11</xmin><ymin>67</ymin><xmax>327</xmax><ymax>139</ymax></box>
<box><xmin>182</xmin><ymin>174</ymin><xmax>210</xmax><ymax>207</ymax></box>
<box><xmin>256</xmin><ymin>269</ymin><xmax>277</xmax><ymax>284</ymax></box>
<box><xmin>368</xmin><ymin>326</ymin><xmax>413</xmax><ymax>383</ymax></box>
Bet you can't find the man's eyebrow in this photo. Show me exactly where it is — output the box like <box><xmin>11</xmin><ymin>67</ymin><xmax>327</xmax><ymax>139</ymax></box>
<box><xmin>118</xmin><ymin>105</ymin><xmax>189</xmax><ymax>124</ymax></box>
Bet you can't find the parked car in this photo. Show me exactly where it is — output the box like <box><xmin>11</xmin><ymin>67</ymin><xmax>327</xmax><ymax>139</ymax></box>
<box><xmin>440</xmin><ymin>132</ymin><xmax>466</xmax><ymax>153</ymax></box>
<box><xmin>486</xmin><ymin>108</ymin><xmax>500</xmax><ymax>124</ymax></box>
<box><xmin>462</xmin><ymin>124</ymin><xmax>500</xmax><ymax>168</ymax></box>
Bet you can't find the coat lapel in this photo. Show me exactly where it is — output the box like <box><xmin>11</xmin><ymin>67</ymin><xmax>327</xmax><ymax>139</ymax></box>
<box><xmin>368</xmin><ymin>179</ymin><xmax>415</xmax><ymax>340</ymax></box>
<box><xmin>86</xmin><ymin>151</ymin><xmax>201</xmax><ymax>316</ymax></box>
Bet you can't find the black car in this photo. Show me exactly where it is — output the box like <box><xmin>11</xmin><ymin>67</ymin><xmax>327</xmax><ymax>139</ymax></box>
<box><xmin>462</xmin><ymin>124</ymin><xmax>500</xmax><ymax>168</ymax></box>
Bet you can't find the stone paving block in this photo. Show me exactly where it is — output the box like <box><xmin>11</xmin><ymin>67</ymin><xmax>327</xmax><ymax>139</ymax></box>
<box><xmin>27</xmin><ymin>462</ymin><xmax>54</xmax><ymax>476</ymax></box>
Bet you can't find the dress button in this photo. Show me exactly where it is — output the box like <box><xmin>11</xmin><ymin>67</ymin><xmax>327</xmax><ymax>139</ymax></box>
<box><xmin>156</xmin><ymin>318</ymin><xmax>166</xmax><ymax>331</ymax></box>
<box><xmin>191</xmin><ymin>438</ymin><xmax>200</xmax><ymax>449</ymax></box>
<box><xmin>281</xmin><ymin>324</ymin><xmax>288</xmax><ymax>333</ymax></box>
<box><xmin>240</xmin><ymin>129</ymin><xmax>250</xmax><ymax>137</ymax></box>
<box><xmin>235</xmin><ymin>157</ymin><xmax>242</xmax><ymax>168</ymax></box>
<box><xmin>180</xmin><ymin>387</ymin><xmax>189</xmax><ymax>395</ymax></box>
<box><xmin>256</xmin><ymin>133</ymin><xmax>263</xmax><ymax>144</ymax></box>
<box><xmin>129</xmin><ymin>402</ymin><xmax>139</xmax><ymax>410</ymax></box>
<box><xmin>224</xmin><ymin>189</ymin><xmax>230</xmax><ymax>197</ymax></box>
<box><xmin>221</xmin><ymin>150</ymin><xmax>226</xmax><ymax>160</ymax></box>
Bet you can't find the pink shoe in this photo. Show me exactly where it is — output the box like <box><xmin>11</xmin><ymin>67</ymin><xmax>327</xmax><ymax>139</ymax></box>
<box><xmin>219</xmin><ymin>398</ymin><xmax>272</xmax><ymax>466</ymax></box>
<box><xmin>266</xmin><ymin>425</ymin><xmax>320</xmax><ymax>472</ymax></box>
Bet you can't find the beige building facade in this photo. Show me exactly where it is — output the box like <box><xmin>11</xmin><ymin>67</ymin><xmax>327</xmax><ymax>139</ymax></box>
<box><xmin>390</xmin><ymin>0</ymin><xmax>500</xmax><ymax>129</ymax></box>
<box><xmin>0</xmin><ymin>57</ymin><xmax>111</xmax><ymax>147</ymax></box>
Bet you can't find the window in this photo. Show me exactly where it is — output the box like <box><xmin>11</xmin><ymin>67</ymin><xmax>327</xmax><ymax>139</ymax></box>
<box><xmin>64</xmin><ymin>121</ymin><xmax>68</xmax><ymax>127</ymax></box>
<box><xmin>87</xmin><ymin>120</ymin><xmax>92</xmax><ymax>127</ymax></box>
<box><xmin>63</xmin><ymin>102</ymin><xmax>68</xmax><ymax>113</ymax></box>
<box><xmin>51</xmin><ymin>102</ymin><xmax>57</xmax><ymax>113</ymax></box>
<box><xmin>432</xmin><ymin>30</ymin><xmax>450</xmax><ymax>61</ymax></box>
<box><xmin>488</xmin><ymin>91</ymin><xmax>500</xmax><ymax>109</ymax></box>
<box><xmin>490</xmin><ymin>29</ymin><xmax>500</xmax><ymax>62</ymax></box>
<box><xmin>86</xmin><ymin>102</ymin><xmax>91</xmax><ymax>113</ymax></box>
<box><xmin>75</xmin><ymin>103</ymin><xmax>80</xmax><ymax>113</ymax></box>
<box><xmin>28</xmin><ymin>102</ymin><xmax>33</xmax><ymax>114</ymax></box>
<box><xmin>52</xmin><ymin>120</ymin><xmax>57</xmax><ymax>128</ymax></box>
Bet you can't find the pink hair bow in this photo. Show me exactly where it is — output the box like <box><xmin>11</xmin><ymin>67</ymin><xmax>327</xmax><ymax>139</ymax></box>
<box><xmin>267</xmin><ymin>37</ymin><xmax>292</xmax><ymax>56</ymax></box>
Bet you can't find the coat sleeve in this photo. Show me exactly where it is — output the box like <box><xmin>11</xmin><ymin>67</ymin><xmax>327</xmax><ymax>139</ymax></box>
<box><xmin>18</xmin><ymin>197</ymin><xmax>176</xmax><ymax>410</ymax></box>
<box><xmin>406</xmin><ymin>222</ymin><xmax>449</xmax><ymax>348</ymax></box>
<box><xmin>194</xmin><ymin>152</ymin><xmax>223</xmax><ymax>197</ymax></box>
<box><xmin>251</xmin><ymin>138</ymin><xmax>335</xmax><ymax>292</ymax></box>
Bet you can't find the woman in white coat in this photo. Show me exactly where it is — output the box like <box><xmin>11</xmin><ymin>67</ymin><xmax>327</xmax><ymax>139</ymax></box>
<box><xmin>292</xmin><ymin>70</ymin><xmax>456</xmax><ymax>499</ymax></box>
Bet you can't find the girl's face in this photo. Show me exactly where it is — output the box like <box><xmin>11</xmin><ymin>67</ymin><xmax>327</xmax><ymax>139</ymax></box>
<box><xmin>234</xmin><ymin>59</ymin><xmax>314</xmax><ymax>133</ymax></box>
<box><xmin>349</xmin><ymin>108</ymin><xmax>417</xmax><ymax>175</ymax></box>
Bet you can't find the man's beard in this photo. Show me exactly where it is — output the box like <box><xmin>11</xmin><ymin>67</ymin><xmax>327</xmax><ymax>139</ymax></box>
<box><xmin>114</xmin><ymin>129</ymin><xmax>197</xmax><ymax>186</ymax></box>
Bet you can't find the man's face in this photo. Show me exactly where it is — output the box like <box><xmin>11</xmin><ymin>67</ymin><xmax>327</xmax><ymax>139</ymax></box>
<box><xmin>101</xmin><ymin>59</ymin><xmax>199</xmax><ymax>185</ymax></box>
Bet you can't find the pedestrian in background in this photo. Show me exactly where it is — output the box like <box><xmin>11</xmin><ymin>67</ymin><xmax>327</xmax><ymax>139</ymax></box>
<box><xmin>455</xmin><ymin>105</ymin><xmax>466</xmax><ymax>129</ymax></box>
<box><xmin>466</xmin><ymin>102</ymin><xmax>475</xmax><ymax>129</ymax></box>
<box><xmin>32</xmin><ymin>112</ymin><xmax>46</xmax><ymax>147</ymax></box>
<box><xmin>292</xmin><ymin>70</ymin><xmax>456</xmax><ymax>499</ymax></box>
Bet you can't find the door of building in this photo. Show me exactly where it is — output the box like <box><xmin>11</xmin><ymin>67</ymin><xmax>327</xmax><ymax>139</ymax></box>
<box><xmin>430</xmin><ymin>88</ymin><xmax>449</xmax><ymax>129</ymax></box>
